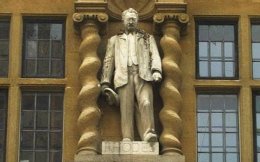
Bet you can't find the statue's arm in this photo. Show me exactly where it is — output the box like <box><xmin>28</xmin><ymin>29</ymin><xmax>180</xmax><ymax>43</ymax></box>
<box><xmin>150</xmin><ymin>35</ymin><xmax>162</xmax><ymax>74</ymax></box>
<box><xmin>101</xmin><ymin>37</ymin><xmax>115</xmax><ymax>88</ymax></box>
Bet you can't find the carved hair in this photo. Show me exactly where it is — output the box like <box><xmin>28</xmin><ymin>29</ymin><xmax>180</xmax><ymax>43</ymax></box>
<box><xmin>122</xmin><ymin>8</ymin><xmax>139</xmax><ymax>21</ymax></box>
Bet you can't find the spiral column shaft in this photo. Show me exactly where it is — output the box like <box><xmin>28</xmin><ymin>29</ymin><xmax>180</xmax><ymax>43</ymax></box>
<box><xmin>159</xmin><ymin>22</ymin><xmax>183</xmax><ymax>155</ymax></box>
<box><xmin>77</xmin><ymin>21</ymin><xmax>102</xmax><ymax>155</ymax></box>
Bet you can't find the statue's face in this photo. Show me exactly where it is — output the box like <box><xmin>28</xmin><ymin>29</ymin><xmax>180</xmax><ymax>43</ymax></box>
<box><xmin>123</xmin><ymin>12</ymin><xmax>138</xmax><ymax>32</ymax></box>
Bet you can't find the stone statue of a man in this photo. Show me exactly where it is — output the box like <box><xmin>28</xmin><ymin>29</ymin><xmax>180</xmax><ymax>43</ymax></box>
<box><xmin>101</xmin><ymin>8</ymin><xmax>162</xmax><ymax>142</ymax></box>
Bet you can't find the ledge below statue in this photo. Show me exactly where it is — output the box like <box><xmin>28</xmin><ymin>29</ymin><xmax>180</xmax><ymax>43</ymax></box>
<box><xmin>75</xmin><ymin>154</ymin><xmax>185</xmax><ymax>162</ymax></box>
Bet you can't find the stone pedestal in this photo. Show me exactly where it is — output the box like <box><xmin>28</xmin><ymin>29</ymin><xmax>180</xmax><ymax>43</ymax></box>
<box><xmin>102</xmin><ymin>141</ymin><xmax>159</xmax><ymax>155</ymax></box>
<box><xmin>75</xmin><ymin>154</ymin><xmax>185</xmax><ymax>162</ymax></box>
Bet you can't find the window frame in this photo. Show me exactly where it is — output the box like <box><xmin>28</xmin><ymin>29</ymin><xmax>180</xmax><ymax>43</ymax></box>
<box><xmin>253</xmin><ymin>91</ymin><xmax>260</xmax><ymax>162</ymax></box>
<box><xmin>0</xmin><ymin>89</ymin><xmax>8</xmax><ymax>162</ymax></box>
<box><xmin>195</xmin><ymin>20</ymin><xmax>239</xmax><ymax>80</ymax></box>
<box><xmin>196</xmin><ymin>91</ymin><xmax>240</xmax><ymax>162</ymax></box>
<box><xmin>0</xmin><ymin>19</ymin><xmax>10</xmax><ymax>77</ymax></box>
<box><xmin>21</xmin><ymin>17</ymin><xmax>66</xmax><ymax>78</ymax></box>
<box><xmin>19</xmin><ymin>90</ymin><xmax>64</xmax><ymax>162</ymax></box>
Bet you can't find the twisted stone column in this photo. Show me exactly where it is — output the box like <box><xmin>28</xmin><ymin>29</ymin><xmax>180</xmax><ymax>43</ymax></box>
<box><xmin>73</xmin><ymin>13</ymin><xmax>108</xmax><ymax>155</ymax></box>
<box><xmin>154</xmin><ymin>13</ymin><xmax>189</xmax><ymax>155</ymax></box>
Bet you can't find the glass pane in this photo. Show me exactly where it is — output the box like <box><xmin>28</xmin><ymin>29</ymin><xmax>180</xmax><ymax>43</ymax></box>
<box><xmin>38</xmin><ymin>24</ymin><xmax>50</xmax><ymax>39</ymax></box>
<box><xmin>225</xmin><ymin>113</ymin><xmax>237</xmax><ymax>128</ymax></box>
<box><xmin>224</xmin><ymin>42</ymin><xmax>234</xmax><ymax>59</ymax></box>
<box><xmin>0</xmin><ymin>93</ymin><xmax>6</xmax><ymax>109</ymax></box>
<box><xmin>35</xmin><ymin>151</ymin><xmax>47</xmax><ymax>162</ymax></box>
<box><xmin>50</xmin><ymin>24</ymin><xmax>62</xmax><ymax>40</ymax></box>
<box><xmin>226</xmin><ymin>153</ymin><xmax>238</xmax><ymax>162</ymax></box>
<box><xmin>50</xmin><ymin>151</ymin><xmax>62</xmax><ymax>162</ymax></box>
<box><xmin>211</xmin><ymin>133</ymin><xmax>223</xmax><ymax>146</ymax></box>
<box><xmin>20</xmin><ymin>131</ymin><xmax>34</xmax><ymax>149</ymax></box>
<box><xmin>257</xmin><ymin>114</ymin><xmax>260</xmax><ymax>130</ymax></box>
<box><xmin>50</xmin><ymin>112</ymin><xmax>63</xmax><ymax>130</ymax></box>
<box><xmin>256</xmin><ymin>96</ymin><xmax>260</xmax><ymax>112</ymax></box>
<box><xmin>25</xmin><ymin>59</ymin><xmax>37</xmax><ymax>76</ymax></box>
<box><xmin>225</xmin><ymin>95</ymin><xmax>237</xmax><ymax>110</ymax></box>
<box><xmin>21</xmin><ymin>111</ymin><xmax>34</xmax><ymax>129</ymax></box>
<box><xmin>258</xmin><ymin>153</ymin><xmax>260</xmax><ymax>162</ymax></box>
<box><xmin>20</xmin><ymin>151</ymin><xmax>33</xmax><ymax>162</ymax></box>
<box><xmin>22</xmin><ymin>93</ymin><xmax>35</xmax><ymax>110</ymax></box>
<box><xmin>209</xmin><ymin>25</ymin><xmax>223</xmax><ymax>41</ymax></box>
<box><xmin>50</xmin><ymin>132</ymin><xmax>62</xmax><ymax>150</ymax></box>
<box><xmin>199</xmin><ymin>25</ymin><xmax>209</xmax><ymax>41</ymax></box>
<box><xmin>26</xmin><ymin>23</ymin><xmax>38</xmax><ymax>39</ymax></box>
<box><xmin>197</xmin><ymin>95</ymin><xmax>210</xmax><ymax>111</ymax></box>
<box><xmin>51</xmin><ymin>60</ymin><xmax>63</xmax><ymax>77</ymax></box>
<box><xmin>0</xmin><ymin>110</ymin><xmax>6</xmax><ymax>129</ymax></box>
<box><xmin>198</xmin><ymin>113</ymin><xmax>209</xmax><ymax>130</ymax></box>
<box><xmin>252</xmin><ymin>25</ymin><xmax>260</xmax><ymax>42</ymax></box>
<box><xmin>211</xmin><ymin>95</ymin><xmax>224</xmax><ymax>111</ymax></box>
<box><xmin>224</xmin><ymin>25</ymin><xmax>235</xmax><ymax>41</ymax></box>
<box><xmin>198</xmin><ymin>133</ymin><xmax>209</xmax><ymax>152</ymax></box>
<box><xmin>198</xmin><ymin>153</ymin><xmax>209</xmax><ymax>162</ymax></box>
<box><xmin>0</xmin><ymin>131</ymin><xmax>5</xmax><ymax>150</ymax></box>
<box><xmin>253</xmin><ymin>62</ymin><xmax>260</xmax><ymax>79</ymax></box>
<box><xmin>226</xmin><ymin>133</ymin><xmax>237</xmax><ymax>147</ymax></box>
<box><xmin>211</xmin><ymin>113</ymin><xmax>223</xmax><ymax>131</ymax></box>
<box><xmin>210</xmin><ymin>42</ymin><xmax>222</xmax><ymax>58</ymax></box>
<box><xmin>252</xmin><ymin>43</ymin><xmax>260</xmax><ymax>59</ymax></box>
<box><xmin>257</xmin><ymin>134</ymin><xmax>260</xmax><ymax>150</ymax></box>
<box><xmin>36</xmin><ymin>93</ymin><xmax>49</xmax><ymax>110</ymax></box>
<box><xmin>199</xmin><ymin>42</ymin><xmax>208</xmax><ymax>58</ymax></box>
<box><xmin>37</xmin><ymin>59</ymin><xmax>50</xmax><ymax>76</ymax></box>
<box><xmin>0</xmin><ymin>22</ymin><xmax>10</xmax><ymax>39</ymax></box>
<box><xmin>211</xmin><ymin>62</ymin><xmax>222</xmax><ymax>77</ymax></box>
<box><xmin>199</xmin><ymin>61</ymin><xmax>208</xmax><ymax>77</ymax></box>
<box><xmin>26</xmin><ymin>40</ymin><xmax>37</xmax><ymax>58</ymax></box>
<box><xmin>0</xmin><ymin>61</ymin><xmax>8</xmax><ymax>77</ymax></box>
<box><xmin>51</xmin><ymin>41</ymin><xmax>63</xmax><ymax>58</ymax></box>
<box><xmin>36</xmin><ymin>111</ymin><xmax>48</xmax><ymax>130</ymax></box>
<box><xmin>38</xmin><ymin>40</ymin><xmax>50</xmax><ymax>58</ymax></box>
<box><xmin>225</xmin><ymin>62</ymin><xmax>234</xmax><ymax>77</ymax></box>
<box><xmin>50</xmin><ymin>94</ymin><xmax>63</xmax><ymax>110</ymax></box>
<box><xmin>0</xmin><ymin>40</ymin><xmax>9</xmax><ymax>58</ymax></box>
<box><xmin>212</xmin><ymin>153</ymin><xmax>223</xmax><ymax>162</ymax></box>
<box><xmin>35</xmin><ymin>131</ymin><xmax>48</xmax><ymax>150</ymax></box>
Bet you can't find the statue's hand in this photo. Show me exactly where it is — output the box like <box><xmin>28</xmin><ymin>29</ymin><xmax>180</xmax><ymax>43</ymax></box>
<box><xmin>101</xmin><ymin>83</ymin><xmax>109</xmax><ymax>95</ymax></box>
<box><xmin>152</xmin><ymin>71</ymin><xmax>162</xmax><ymax>82</ymax></box>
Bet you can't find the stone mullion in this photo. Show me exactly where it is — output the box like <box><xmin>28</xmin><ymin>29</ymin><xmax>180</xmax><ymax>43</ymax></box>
<box><xmin>73</xmin><ymin>13</ymin><xmax>108</xmax><ymax>155</ymax></box>
<box><xmin>154</xmin><ymin>13</ymin><xmax>189</xmax><ymax>155</ymax></box>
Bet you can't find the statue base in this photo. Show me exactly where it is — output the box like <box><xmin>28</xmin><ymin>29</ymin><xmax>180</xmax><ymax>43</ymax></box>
<box><xmin>102</xmin><ymin>141</ymin><xmax>159</xmax><ymax>155</ymax></box>
<box><xmin>75</xmin><ymin>154</ymin><xmax>185</xmax><ymax>162</ymax></box>
<box><xmin>74</xmin><ymin>141</ymin><xmax>185</xmax><ymax>162</ymax></box>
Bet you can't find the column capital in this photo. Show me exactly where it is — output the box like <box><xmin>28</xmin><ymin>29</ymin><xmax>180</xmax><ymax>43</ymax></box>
<box><xmin>153</xmin><ymin>13</ymin><xmax>189</xmax><ymax>25</ymax></box>
<box><xmin>73</xmin><ymin>12</ymin><xmax>108</xmax><ymax>24</ymax></box>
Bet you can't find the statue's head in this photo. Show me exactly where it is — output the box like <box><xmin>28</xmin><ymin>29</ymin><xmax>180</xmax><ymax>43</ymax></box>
<box><xmin>122</xmin><ymin>8</ymin><xmax>138</xmax><ymax>32</ymax></box>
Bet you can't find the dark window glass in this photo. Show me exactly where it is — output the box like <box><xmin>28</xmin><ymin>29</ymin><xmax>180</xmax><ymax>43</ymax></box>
<box><xmin>252</xmin><ymin>25</ymin><xmax>260</xmax><ymax>79</ymax></box>
<box><xmin>197</xmin><ymin>94</ymin><xmax>239</xmax><ymax>162</ymax></box>
<box><xmin>254</xmin><ymin>94</ymin><xmax>260</xmax><ymax>162</ymax></box>
<box><xmin>0</xmin><ymin>21</ymin><xmax>10</xmax><ymax>77</ymax></box>
<box><xmin>20</xmin><ymin>92</ymin><xmax>63</xmax><ymax>162</ymax></box>
<box><xmin>197</xmin><ymin>23</ymin><xmax>238</xmax><ymax>79</ymax></box>
<box><xmin>22</xmin><ymin>21</ymin><xmax>65</xmax><ymax>78</ymax></box>
<box><xmin>0</xmin><ymin>90</ymin><xmax>7</xmax><ymax>162</ymax></box>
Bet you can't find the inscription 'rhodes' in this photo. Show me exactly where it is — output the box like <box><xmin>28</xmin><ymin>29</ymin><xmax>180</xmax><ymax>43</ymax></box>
<box><xmin>102</xmin><ymin>141</ymin><xmax>159</xmax><ymax>155</ymax></box>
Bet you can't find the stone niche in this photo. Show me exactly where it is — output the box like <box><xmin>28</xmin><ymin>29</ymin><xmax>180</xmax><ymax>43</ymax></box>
<box><xmin>73</xmin><ymin>0</ymin><xmax>188</xmax><ymax>161</ymax></box>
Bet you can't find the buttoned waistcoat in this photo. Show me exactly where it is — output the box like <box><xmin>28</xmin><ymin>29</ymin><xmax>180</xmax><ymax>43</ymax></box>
<box><xmin>101</xmin><ymin>30</ymin><xmax>162</xmax><ymax>89</ymax></box>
